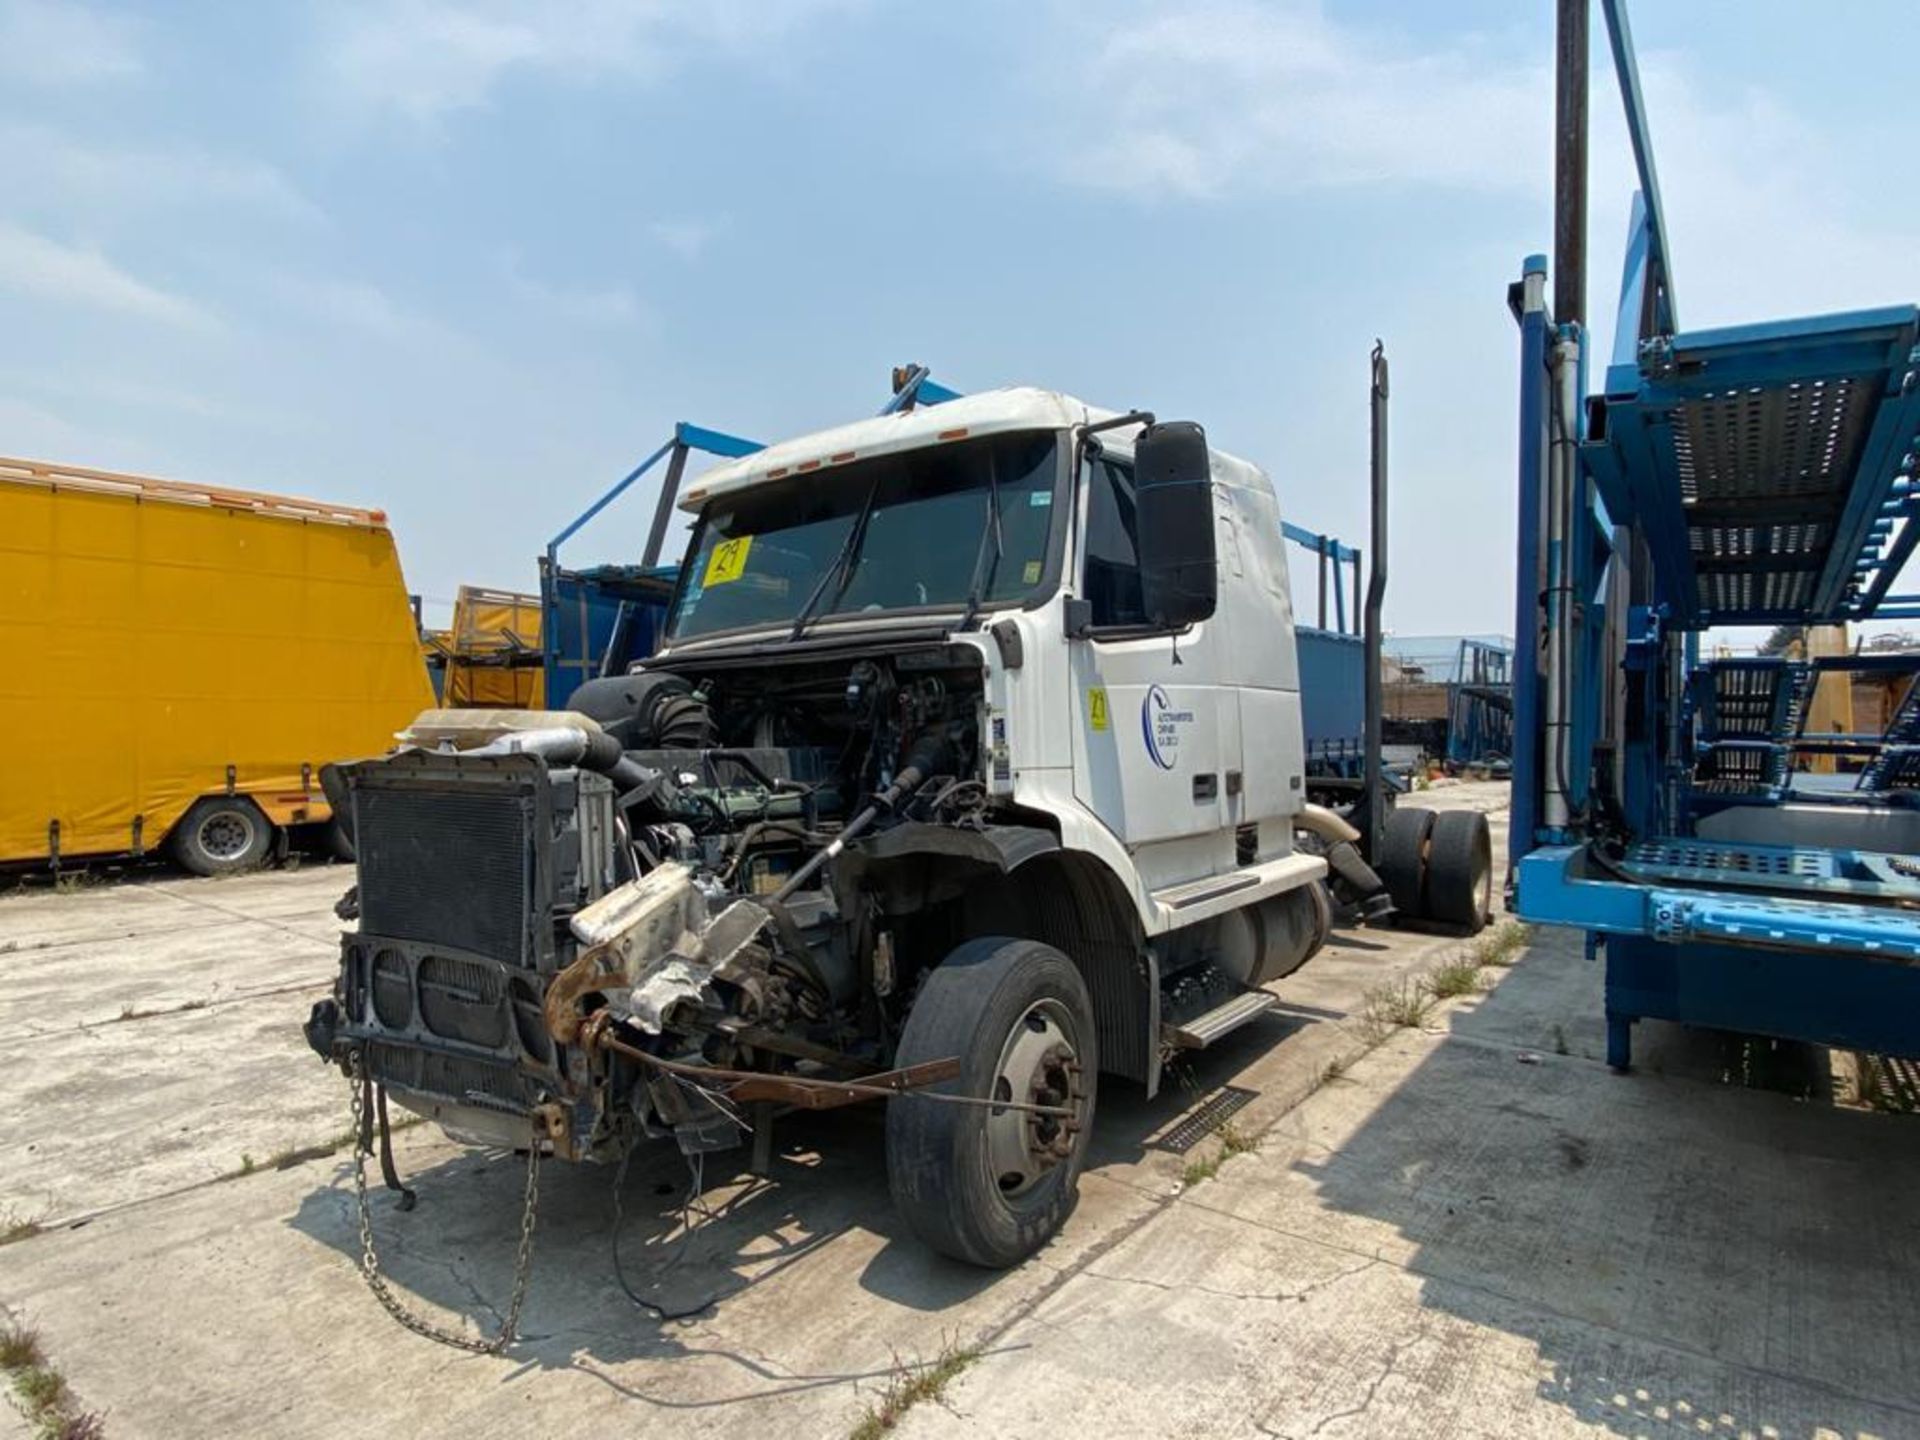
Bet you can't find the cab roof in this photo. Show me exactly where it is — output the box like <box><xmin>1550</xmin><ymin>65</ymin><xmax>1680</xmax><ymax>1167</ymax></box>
<box><xmin>680</xmin><ymin>387</ymin><xmax>1121</xmax><ymax>512</ymax></box>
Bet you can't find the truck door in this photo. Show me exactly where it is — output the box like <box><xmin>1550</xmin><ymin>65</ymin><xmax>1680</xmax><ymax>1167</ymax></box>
<box><xmin>1068</xmin><ymin>447</ymin><xmax>1239</xmax><ymax>848</ymax></box>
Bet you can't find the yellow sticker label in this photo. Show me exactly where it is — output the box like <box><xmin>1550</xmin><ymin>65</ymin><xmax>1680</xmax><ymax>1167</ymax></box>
<box><xmin>1088</xmin><ymin>686</ymin><xmax>1110</xmax><ymax>732</ymax></box>
<box><xmin>1022</xmin><ymin>559</ymin><xmax>1042</xmax><ymax>585</ymax></box>
<box><xmin>704</xmin><ymin>536</ymin><xmax>753</xmax><ymax>586</ymax></box>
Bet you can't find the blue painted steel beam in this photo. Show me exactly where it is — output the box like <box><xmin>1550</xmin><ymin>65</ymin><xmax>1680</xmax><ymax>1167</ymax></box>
<box><xmin>545</xmin><ymin>437</ymin><xmax>676</xmax><ymax>560</ymax></box>
<box><xmin>546</xmin><ymin>421</ymin><xmax>764</xmax><ymax>561</ymax></box>
<box><xmin>1281</xmin><ymin>521</ymin><xmax>1360</xmax><ymax>564</ymax></box>
<box><xmin>673</xmin><ymin>421</ymin><xmax>763</xmax><ymax>460</ymax></box>
<box><xmin>1600</xmin><ymin>0</ymin><xmax>1678</xmax><ymax>341</ymax></box>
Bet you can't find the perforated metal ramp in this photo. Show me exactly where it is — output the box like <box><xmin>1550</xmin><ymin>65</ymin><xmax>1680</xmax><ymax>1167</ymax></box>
<box><xmin>1585</xmin><ymin>306</ymin><xmax>1920</xmax><ymax>626</ymax></box>
<box><xmin>1619</xmin><ymin>837</ymin><xmax>1920</xmax><ymax>904</ymax></box>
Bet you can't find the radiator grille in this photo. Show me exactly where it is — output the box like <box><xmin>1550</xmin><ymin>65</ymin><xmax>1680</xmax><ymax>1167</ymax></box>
<box><xmin>356</xmin><ymin>786</ymin><xmax>533</xmax><ymax>965</ymax></box>
<box><xmin>418</xmin><ymin>954</ymin><xmax>508</xmax><ymax>1047</ymax></box>
<box><xmin>368</xmin><ymin>1042</ymin><xmax>526</xmax><ymax>1111</ymax></box>
<box><xmin>370</xmin><ymin>949</ymin><xmax>412</xmax><ymax>1029</ymax></box>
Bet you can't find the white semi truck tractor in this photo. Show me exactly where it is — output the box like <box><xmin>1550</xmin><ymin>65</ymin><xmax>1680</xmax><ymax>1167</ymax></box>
<box><xmin>308</xmin><ymin>383</ymin><xmax>1486</xmax><ymax>1285</ymax></box>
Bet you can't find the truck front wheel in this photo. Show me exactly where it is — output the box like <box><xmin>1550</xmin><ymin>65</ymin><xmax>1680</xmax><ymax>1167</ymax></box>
<box><xmin>169</xmin><ymin>796</ymin><xmax>274</xmax><ymax>877</ymax></box>
<box><xmin>886</xmin><ymin>937</ymin><xmax>1097</xmax><ymax>1268</ymax></box>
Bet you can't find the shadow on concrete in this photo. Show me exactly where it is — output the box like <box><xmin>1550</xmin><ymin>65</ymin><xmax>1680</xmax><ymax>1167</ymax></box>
<box><xmin>1291</xmin><ymin>926</ymin><xmax>1920</xmax><ymax>1437</ymax></box>
<box><xmin>286</xmin><ymin>1006</ymin><xmax>1322</xmax><ymax>1401</ymax></box>
<box><xmin>288</xmin><ymin>1109</ymin><xmax>930</xmax><ymax>1406</ymax></box>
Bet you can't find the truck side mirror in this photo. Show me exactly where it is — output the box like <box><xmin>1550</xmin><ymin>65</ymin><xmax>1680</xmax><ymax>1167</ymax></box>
<box><xmin>1134</xmin><ymin>421</ymin><xmax>1218</xmax><ymax>629</ymax></box>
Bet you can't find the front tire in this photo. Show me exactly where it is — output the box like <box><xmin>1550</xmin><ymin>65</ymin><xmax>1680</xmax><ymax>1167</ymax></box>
<box><xmin>886</xmin><ymin>937</ymin><xmax>1097</xmax><ymax>1268</ymax></box>
<box><xmin>169</xmin><ymin>796</ymin><xmax>274</xmax><ymax>876</ymax></box>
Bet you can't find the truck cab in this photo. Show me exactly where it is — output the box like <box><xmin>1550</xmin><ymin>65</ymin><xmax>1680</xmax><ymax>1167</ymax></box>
<box><xmin>308</xmin><ymin>387</ymin><xmax>1334</xmax><ymax>1267</ymax></box>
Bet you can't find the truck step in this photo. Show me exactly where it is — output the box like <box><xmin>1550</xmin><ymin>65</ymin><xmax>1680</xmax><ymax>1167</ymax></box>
<box><xmin>1164</xmin><ymin>990</ymin><xmax>1277</xmax><ymax>1050</ymax></box>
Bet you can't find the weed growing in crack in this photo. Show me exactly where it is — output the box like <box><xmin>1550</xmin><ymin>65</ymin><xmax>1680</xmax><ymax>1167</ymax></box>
<box><xmin>1425</xmin><ymin>956</ymin><xmax>1483</xmax><ymax>1000</ymax></box>
<box><xmin>1474</xmin><ymin>921</ymin><xmax>1530</xmax><ymax>967</ymax></box>
<box><xmin>1</xmin><ymin>1315</ymin><xmax>103</xmax><ymax>1439</ymax></box>
<box><xmin>1180</xmin><ymin>1119</ymin><xmax>1257</xmax><ymax>1189</ymax></box>
<box><xmin>1360</xmin><ymin>978</ymin><xmax>1433</xmax><ymax>1040</ymax></box>
<box><xmin>849</xmin><ymin>1336</ymin><xmax>981</xmax><ymax>1440</ymax></box>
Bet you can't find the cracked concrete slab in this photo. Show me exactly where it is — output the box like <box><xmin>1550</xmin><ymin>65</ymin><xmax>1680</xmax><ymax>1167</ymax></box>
<box><xmin>42</xmin><ymin>785</ymin><xmax>1904</xmax><ymax>1439</ymax></box>
<box><xmin>0</xmin><ymin>792</ymin><xmax>1516</xmax><ymax>1437</ymax></box>
<box><xmin>899</xmin><ymin>926</ymin><xmax>1920</xmax><ymax>1439</ymax></box>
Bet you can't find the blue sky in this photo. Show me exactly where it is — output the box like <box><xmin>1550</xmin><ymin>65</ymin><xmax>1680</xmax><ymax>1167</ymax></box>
<box><xmin>5</xmin><ymin>0</ymin><xmax>1919</xmax><ymax>634</ymax></box>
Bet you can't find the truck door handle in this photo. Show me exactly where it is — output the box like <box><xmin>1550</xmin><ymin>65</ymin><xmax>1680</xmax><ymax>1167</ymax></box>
<box><xmin>1193</xmin><ymin>774</ymin><xmax>1218</xmax><ymax>802</ymax></box>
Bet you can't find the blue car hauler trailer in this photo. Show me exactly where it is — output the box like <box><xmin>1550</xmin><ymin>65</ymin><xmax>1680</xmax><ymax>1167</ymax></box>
<box><xmin>1511</xmin><ymin>0</ymin><xmax>1920</xmax><ymax>1069</ymax></box>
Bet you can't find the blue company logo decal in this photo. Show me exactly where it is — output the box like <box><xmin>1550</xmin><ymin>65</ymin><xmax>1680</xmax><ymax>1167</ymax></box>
<box><xmin>1141</xmin><ymin>684</ymin><xmax>1195</xmax><ymax>770</ymax></box>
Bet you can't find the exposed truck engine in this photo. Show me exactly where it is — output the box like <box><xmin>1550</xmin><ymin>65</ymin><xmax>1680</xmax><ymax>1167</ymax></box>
<box><xmin>307</xmin><ymin>388</ymin><xmax>1353</xmax><ymax>1281</ymax></box>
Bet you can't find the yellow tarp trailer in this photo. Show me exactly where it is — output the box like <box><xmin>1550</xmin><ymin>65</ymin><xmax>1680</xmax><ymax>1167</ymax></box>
<box><xmin>0</xmin><ymin>455</ymin><xmax>433</xmax><ymax>870</ymax></box>
<box><xmin>424</xmin><ymin>585</ymin><xmax>545</xmax><ymax>709</ymax></box>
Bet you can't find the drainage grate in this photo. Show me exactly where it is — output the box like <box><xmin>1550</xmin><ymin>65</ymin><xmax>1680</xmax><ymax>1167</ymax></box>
<box><xmin>1151</xmin><ymin>1085</ymin><xmax>1259</xmax><ymax>1155</ymax></box>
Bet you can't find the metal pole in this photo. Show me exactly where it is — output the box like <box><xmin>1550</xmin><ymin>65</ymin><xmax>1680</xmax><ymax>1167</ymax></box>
<box><xmin>641</xmin><ymin>443</ymin><xmax>691</xmax><ymax>568</ymax></box>
<box><xmin>1509</xmin><ymin>256</ymin><xmax>1551</xmax><ymax>870</ymax></box>
<box><xmin>1554</xmin><ymin>0</ymin><xmax>1589</xmax><ymax>330</ymax></box>
<box><xmin>1362</xmin><ymin>342</ymin><xmax>1389</xmax><ymax>856</ymax></box>
<box><xmin>1543</xmin><ymin>331</ymin><xmax>1581</xmax><ymax>833</ymax></box>
<box><xmin>1351</xmin><ymin>549</ymin><xmax>1362</xmax><ymax>638</ymax></box>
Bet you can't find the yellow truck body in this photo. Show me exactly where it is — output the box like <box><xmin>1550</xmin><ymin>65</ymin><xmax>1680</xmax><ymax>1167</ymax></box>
<box><xmin>423</xmin><ymin>585</ymin><xmax>545</xmax><ymax>709</ymax></box>
<box><xmin>0</xmin><ymin>455</ymin><xmax>433</xmax><ymax>865</ymax></box>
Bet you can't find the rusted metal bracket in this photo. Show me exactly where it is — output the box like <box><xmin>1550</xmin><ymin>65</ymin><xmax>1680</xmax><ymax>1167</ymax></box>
<box><xmin>727</xmin><ymin>1057</ymin><xmax>963</xmax><ymax>1110</ymax></box>
<box><xmin>580</xmin><ymin>1011</ymin><xmax>1074</xmax><ymax>1118</ymax></box>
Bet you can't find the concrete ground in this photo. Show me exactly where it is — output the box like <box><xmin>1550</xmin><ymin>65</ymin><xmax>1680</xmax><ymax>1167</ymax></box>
<box><xmin>3</xmin><ymin>782</ymin><xmax>1914</xmax><ymax>1439</ymax></box>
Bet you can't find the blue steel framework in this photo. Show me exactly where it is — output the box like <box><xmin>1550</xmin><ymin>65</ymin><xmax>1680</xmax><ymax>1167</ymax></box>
<box><xmin>1285</xmin><ymin>524</ymin><xmax>1369</xmax><ymax>778</ymax></box>
<box><xmin>1512</xmin><ymin>0</ymin><xmax>1920</xmax><ymax>1068</ymax></box>
<box><xmin>1447</xmin><ymin>638</ymin><xmax>1514</xmax><ymax>767</ymax></box>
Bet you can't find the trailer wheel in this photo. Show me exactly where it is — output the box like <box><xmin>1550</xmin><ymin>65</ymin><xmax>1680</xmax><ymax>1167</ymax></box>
<box><xmin>1425</xmin><ymin>810</ymin><xmax>1493</xmax><ymax>933</ymax></box>
<box><xmin>886</xmin><ymin>937</ymin><xmax>1096</xmax><ymax>1269</ymax></box>
<box><xmin>1378</xmin><ymin>806</ymin><xmax>1435</xmax><ymax>919</ymax></box>
<box><xmin>170</xmin><ymin>797</ymin><xmax>274</xmax><ymax>877</ymax></box>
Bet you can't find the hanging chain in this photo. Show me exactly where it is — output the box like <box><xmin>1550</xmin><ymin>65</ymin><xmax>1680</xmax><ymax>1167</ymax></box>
<box><xmin>344</xmin><ymin>1050</ymin><xmax>542</xmax><ymax>1355</ymax></box>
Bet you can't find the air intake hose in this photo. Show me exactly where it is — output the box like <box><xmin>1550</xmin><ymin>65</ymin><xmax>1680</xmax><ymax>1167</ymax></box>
<box><xmin>468</xmin><ymin>725</ymin><xmax>658</xmax><ymax>793</ymax></box>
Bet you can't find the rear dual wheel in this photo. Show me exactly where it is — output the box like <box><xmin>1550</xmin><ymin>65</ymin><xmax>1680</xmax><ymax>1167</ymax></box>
<box><xmin>1378</xmin><ymin>806</ymin><xmax>1492</xmax><ymax>934</ymax></box>
<box><xmin>886</xmin><ymin>937</ymin><xmax>1097</xmax><ymax>1269</ymax></box>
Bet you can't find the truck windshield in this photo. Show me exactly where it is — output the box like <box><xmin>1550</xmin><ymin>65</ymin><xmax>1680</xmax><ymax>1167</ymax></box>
<box><xmin>669</xmin><ymin>432</ymin><xmax>1059</xmax><ymax>640</ymax></box>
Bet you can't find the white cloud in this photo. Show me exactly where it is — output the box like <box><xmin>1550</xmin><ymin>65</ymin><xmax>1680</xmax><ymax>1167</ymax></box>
<box><xmin>322</xmin><ymin>0</ymin><xmax>860</xmax><ymax>123</ymax></box>
<box><xmin>0</xmin><ymin>0</ymin><xmax>141</xmax><ymax>86</ymax></box>
<box><xmin>1046</xmin><ymin>0</ymin><xmax>1545</xmax><ymax>198</ymax></box>
<box><xmin>0</xmin><ymin>222</ymin><xmax>213</xmax><ymax>329</ymax></box>
<box><xmin>288</xmin><ymin>276</ymin><xmax>441</xmax><ymax>343</ymax></box>
<box><xmin>502</xmin><ymin>254</ymin><xmax>641</xmax><ymax>327</ymax></box>
<box><xmin>1040</xmin><ymin>2</ymin><xmax>1920</xmax><ymax>336</ymax></box>
<box><xmin>0</xmin><ymin>394</ymin><xmax>96</xmax><ymax>457</ymax></box>
<box><xmin>649</xmin><ymin>218</ymin><xmax>718</xmax><ymax>262</ymax></box>
<box><xmin>0</xmin><ymin>123</ymin><xmax>321</xmax><ymax>224</ymax></box>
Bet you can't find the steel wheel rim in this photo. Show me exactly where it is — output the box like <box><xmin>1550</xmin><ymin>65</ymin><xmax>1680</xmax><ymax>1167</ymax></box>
<box><xmin>198</xmin><ymin>810</ymin><xmax>253</xmax><ymax>861</ymax></box>
<box><xmin>986</xmin><ymin>998</ymin><xmax>1084</xmax><ymax>1198</ymax></box>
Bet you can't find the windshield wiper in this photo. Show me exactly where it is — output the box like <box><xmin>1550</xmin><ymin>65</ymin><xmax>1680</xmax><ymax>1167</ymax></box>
<box><xmin>958</xmin><ymin>452</ymin><xmax>1006</xmax><ymax>631</ymax></box>
<box><xmin>790</xmin><ymin>474</ymin><xmax>883</xmax><ymax>641</ymax></box>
